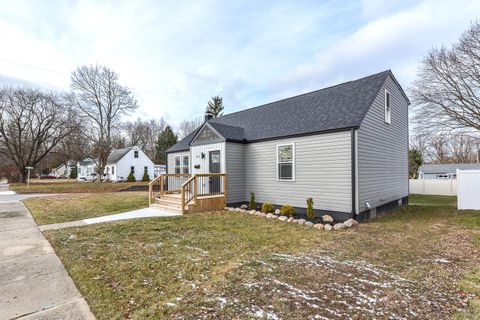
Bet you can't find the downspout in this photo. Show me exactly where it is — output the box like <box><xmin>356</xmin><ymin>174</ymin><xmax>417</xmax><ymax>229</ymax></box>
<box><xmin>351</xmin><ymin>128</ymin><xmax>356</xmax><ymax>219</ymax></box>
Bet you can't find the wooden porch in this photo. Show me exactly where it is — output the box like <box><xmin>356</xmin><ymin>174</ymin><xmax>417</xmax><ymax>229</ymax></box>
<box><xmin>148</xmin><ymin>173</ymin><xmax>227</xmax><ymax>214</ymax></box>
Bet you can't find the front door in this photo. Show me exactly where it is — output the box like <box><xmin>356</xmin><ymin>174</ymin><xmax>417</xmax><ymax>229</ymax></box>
<box><xmin>209</xmin><ymin>150</ymin><xmax>221</xmax><ymax>193</ymax></box>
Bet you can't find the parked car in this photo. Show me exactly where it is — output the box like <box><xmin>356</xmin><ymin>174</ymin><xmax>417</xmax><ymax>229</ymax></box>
<box><xmin>79</xmin><ymin>173</ymin><xmax>108</xmax><ymax>182</ymax></box>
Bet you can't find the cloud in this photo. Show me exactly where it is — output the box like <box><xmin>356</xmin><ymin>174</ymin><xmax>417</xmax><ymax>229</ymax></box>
<box><xmin>275</xmin><ymin>0</ymin><xmax>480</xmax><ymax>98</ymax></box>
<box><xmin>0</xmin><ymin>0</ymin><xmax>479</xmax><ymax>129</ymax></box>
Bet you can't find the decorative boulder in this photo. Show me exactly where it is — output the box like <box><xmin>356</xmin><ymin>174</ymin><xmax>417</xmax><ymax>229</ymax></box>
<box><xmin>235</xmin><ymin>208</ymin><xmax>242</xmax><ymax>212</ymax></box>
<box><xmin>324</xmin><ymin>224</ymin><xmax>333</xmax><ymax>231</ymax></box>
<box><xmin>287</xmin><ymin>217</ymin><xmax>294</xmax><ymax>223</ymax></box>
<box><xmin>305</xmin><ymin>221</ymin><xmax>314</xmax><ymax>227</ymax></box>
<box><xmin>227</xmin><ymin>207</ymin><xmax>235</xmax><ymax>212</ymax></box>
<box><xmin>272</xmin><ymin>214</ymin><xmax>278</xmax><ymax>219</ymax></box>
<box><xmin>255</xmin><ymin>211</ymin><xmax>266</xmax><ymax>217</ymax></box>
<box><xmin>344</xmin><ymin>218</ymin><xmax>359</xmax><ymax>228</ymax></box>
<box><xmin>240</xmin><ymin>204</ymin><xmax>248</xmax><ymax>210</ymax></box>
<box><xmin>278</xmin><ymin>216</ymin><xmax>288</xmax><ymax>221</ymax></box>
<box><xmin>313</xmin><ymin>223</ymin><xmax>324</xmax><ymax>230</ymax></box>
<box><xmin>296</xmin><ymin>219</ymin><xmax>306</xmax><ymax>225</ymax></box>
<box><xmin>266</xmin><ymin>213</ymin><xmax>275</xmax><ymax>219</ymax></box>
<box><xmin>322</xmin><ymin>215</ymin><xmax>334</xmax><ymax>223</ymax></box>
<box><xmin>248</xmin><ymin>210</ymin><xmax>256</xmax><ymax>214</ymax></box>
<box><xmin>275</xmin><ymin>209</ymin><xmax>281</xmax><ymax>214</ymax></box>
<box><xmin>333</xmin><ymin>223</ymin><xmax>347</xmax><ymax>230</ymax></box>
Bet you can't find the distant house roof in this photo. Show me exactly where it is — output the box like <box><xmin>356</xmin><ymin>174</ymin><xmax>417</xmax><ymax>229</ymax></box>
<box><xmin>78</xmin><ymin>158</ymin><xmax>95</xmax><ymax>166</ymax></box>
<box><xmin>168</xmin><ymin>70</ymin><xmax>406</xmax><ymax>153</ymax></box>
<box><xmin>107</xmin><ymin>147</ymin><xmax>134</xmax><ymax>164</ymax></box>
<box><xmin>419</xmin><ymin>163</ymin><xmax>480</xmax><ymax>174</ymax></box>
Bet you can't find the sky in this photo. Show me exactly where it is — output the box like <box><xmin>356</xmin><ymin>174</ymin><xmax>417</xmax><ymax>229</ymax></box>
<box><xmin>0</xmin><ymin>0</ymin><xmax>479</xmax><ymax>128</ymax></box>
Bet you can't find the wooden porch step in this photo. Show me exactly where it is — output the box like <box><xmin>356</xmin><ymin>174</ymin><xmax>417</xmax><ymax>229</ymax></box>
<box><xmin>150</xmin><ymin>203</ymin><xmax>183</xmax><ymax>214</ymax></box>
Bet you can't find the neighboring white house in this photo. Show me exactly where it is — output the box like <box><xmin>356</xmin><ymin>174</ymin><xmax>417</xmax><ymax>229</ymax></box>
<box><xmin>154</xmin><ymin>164</ymin><xmax>166</xmax><ymax>177</ymax></box>
<box><xmin>104</xmin><ymin>146</ymin><xmax>155</xmax><ymax>182</ymax></box>
<box><xmin>418</xmin><ymin>163</ymin><xmax>480</xmax><ymax>179</ymax></box>
<box><xmin>77</xmin><ymin>158</ymin><xmax>97</xmax><ymax>181</ymax></box>
<box><xmin>52</xmin><ymin>160</ymin><xmax>76</xmax><ymax>178</ymax></box>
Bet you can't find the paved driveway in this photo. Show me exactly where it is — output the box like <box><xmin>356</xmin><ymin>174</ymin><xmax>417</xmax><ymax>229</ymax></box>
<box><xmin>0</xmin><ymin>183</ymin><xmax>95</xmax><ymax>319</ymax></box>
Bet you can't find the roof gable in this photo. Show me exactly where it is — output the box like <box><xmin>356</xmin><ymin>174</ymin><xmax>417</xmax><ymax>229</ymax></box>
<box><xmin>190</xmin><ymin>123</ymin><xmax>225</xmax><ymax>146</ymax></box>
<box><xmin>107</xmin><ymin>147</ymin><xmax>134</xmax><ymax>164</ymax></box>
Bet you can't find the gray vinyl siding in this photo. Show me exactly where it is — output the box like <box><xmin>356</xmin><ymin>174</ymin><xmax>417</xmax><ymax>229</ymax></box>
<box><xmin>357</xmin><ymin>75</ymin><xmax>409</xmax><ymax>212</ymax></box>
<box><xmin>245</xmin><ymin>131</ymin><xmax>352</xmax><ymax>213</ymax></box>
<box><xmin>225</xmin><ymin>142</ymin><xmax>246</xmax><ymax>204</ymax></box>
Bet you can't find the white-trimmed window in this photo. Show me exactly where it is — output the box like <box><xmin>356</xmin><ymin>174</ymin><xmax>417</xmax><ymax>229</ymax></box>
<box><xmin>384</xmin><ymin>89</ymin><xmax>391</xmax><ymax>124</ymax></box>
<box><xmin>134</xmin><ymin>151</ymin><xmax>139</xmax><ymax>158</ymax></box>
<box><xmin>277</xmin><ymin>144</ymin><xmax>294</xmax><ymax>181</ymax></box>
<box><xmin>174</xmin><ymin>156</ymin><xmax>181</xmax><ymax>174</ymax></box>
<box><xmin>182</xmin><ymin>155</ymin><xmax>189</xmax><ymax>174</ymax></box>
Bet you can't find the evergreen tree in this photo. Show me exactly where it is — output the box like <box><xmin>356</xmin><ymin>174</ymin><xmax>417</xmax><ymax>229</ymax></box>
<box><xmin>155</xmin><ymin>125</ymin><xmax>178</xmax><ymax>164</ymax></box>
<box><xmin>206</xmin><ymin>96</ymin><xmax>224</xmax><ymax>117</ymax></box>
<box><xmin>408</xmin><ymin>149</ymin><xmax>423</xmax><ymax>178</ymax></box>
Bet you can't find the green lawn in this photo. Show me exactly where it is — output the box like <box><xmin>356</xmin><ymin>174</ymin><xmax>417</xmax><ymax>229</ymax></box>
<box><xmin>409</xmin><ymin>194</ymin><xmax>457</xmax><ymax>206</ymax></box>
<box><xmin>11</xmin><ymin>180</ymin><xmax>147</xmax><ymax>194</ymax></box>
<box><xmin>24</xmin><ymin>192</ymin><xmax>149</xmax><ymax>225</ymax></box>
<box><xmin>43</xmin><ymin>195</ymin><xmax>480</xmax><ymax>319</ymax></box>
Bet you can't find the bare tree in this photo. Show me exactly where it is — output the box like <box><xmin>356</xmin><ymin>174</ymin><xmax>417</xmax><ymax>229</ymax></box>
<box><xmin>178</xmin><ymin>117</ymin><xmax>203</xmax><ymax>139</ymax></box>
<box><xmin>411</xmin><ymin>21</ymin><xmax>480</xmax><ymax>136</ymax></box>
<box><xmin>123</xmin><ymin>118</ymin><xmax>166</xmax><ymax>159</ymax></box>
<box><xmin>70</xmin><ymin>65</ymin><xmax>138</xmax><ymax>181</ymax></box>
<box><xmin>0</xmin><ymin>87</ymin><xmax>74</xmax><ymax>182</ymax></box>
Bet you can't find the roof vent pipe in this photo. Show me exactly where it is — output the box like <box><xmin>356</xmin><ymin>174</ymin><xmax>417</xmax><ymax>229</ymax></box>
<box><xmin>204</xmin><ymin>111</ymin><xmax>214</xmax><ymax>122</ymax></box>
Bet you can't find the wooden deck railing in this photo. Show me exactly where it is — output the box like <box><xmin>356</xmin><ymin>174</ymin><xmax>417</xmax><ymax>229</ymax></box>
<box><xmin>150</xmin><ymin>173</ymin><xmax>227</xmax><ymax>213</ymax></box>
<box><xmin>148</xmin><ymin>173</ymin><xmax>190</xmax><ymax>205</ymax></box>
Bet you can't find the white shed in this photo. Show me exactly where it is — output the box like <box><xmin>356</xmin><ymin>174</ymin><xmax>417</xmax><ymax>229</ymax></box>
<box><xmin>104</xmin><ymin>146</ymin><xmax>154</xmax><ymax>182</ymax></box>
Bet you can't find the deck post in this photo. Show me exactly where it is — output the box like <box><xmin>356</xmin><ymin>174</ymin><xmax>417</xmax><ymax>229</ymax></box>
<box><xmin>148</xmin><ymin>183</ymin><xmax>152</xmax><ymax>205</ymax></box>
<box><xmin>223</xmin><ymin>174</ymin><xmax>227</xmax><ymax>208</ymax></box>
<box><xmin>160</xmin><ymin>175</ymin><xmax>164</xmax><ymax>195</ymax></box>
<box><xmin>193</xmin><ymin>175</ymin><xmax>198</xmax><ymax>204</ymax></box>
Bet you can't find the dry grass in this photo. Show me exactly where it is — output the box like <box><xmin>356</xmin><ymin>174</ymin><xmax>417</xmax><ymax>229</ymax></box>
<box><xmin>44</xmin><ymin>197</ymin><xmax>480</xmax><ymax>319</ymax></box>
<box><xmin>24</xmin><ymin>192</ymin><xmax>148</xmax><ymax>225</ymax></box>
<box><xmin>10</xmin><ymin>180</ymin><xmax>147</xmax><ymax>194</ymax></box>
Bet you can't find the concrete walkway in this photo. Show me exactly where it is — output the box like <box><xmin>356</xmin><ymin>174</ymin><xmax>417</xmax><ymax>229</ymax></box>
<box><xmin>0</xmin><ymin>183</ymin><xmax>95</xmax><ymax>319</ymax></box>
<box><xmin>40</xmin><ymin>207</ymin><xmax>181</xmax><ymax>231</ymax></box>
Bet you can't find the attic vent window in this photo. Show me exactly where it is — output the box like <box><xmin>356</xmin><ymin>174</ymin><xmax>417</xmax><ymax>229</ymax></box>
<box><xmin>134</xmin><ymin>151</ymin><xmax>139</xmax><ymax>158</ymax></box>
<box><xmin>384</xmin><ymin>89</ymin><xmax>391</xmax><ymax>124</ymax></box>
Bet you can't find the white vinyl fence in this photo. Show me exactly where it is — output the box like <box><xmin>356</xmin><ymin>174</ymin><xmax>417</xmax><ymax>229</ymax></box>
<box><xmin>457</xmin><ymin>169</ymin><xmax>480</xmax><ymax>210</ymax></box>
<box><xmin>409</xmin><ymin>179</ymin><xmax>457</xmax><ymax>196</ymax></box>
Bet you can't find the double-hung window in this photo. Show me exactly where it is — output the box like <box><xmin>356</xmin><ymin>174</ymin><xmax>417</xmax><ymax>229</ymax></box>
<box><xmin>134</xmin><ymin>151</ymin><xmax>139</xmax><ymax>158</ymax></box>
<box><xmin>384</xmin><ymin>89</ymin><xmax>391</xmax><ymax>124</ymax></box>
<box><xmin>130</xmin><ymin>166</ymin><xmax>135</xmax><ymax>174</ymax></box>
<box><xmin>174</xmin><ymin>156</ymin><xmax>181</xmax><ymax>174</ymax></box>
<box><xmin>182</xmin><ymin>155</ymin><xmax>189</xmax><ymax>174</ymax></box>
<box><xmin>277</xmin><ymin>144</ymin><xmax>294</xmax><ymax>181</ymax></box>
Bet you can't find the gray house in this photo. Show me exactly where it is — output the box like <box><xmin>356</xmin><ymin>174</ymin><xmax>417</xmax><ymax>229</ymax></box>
<box><xmin>419</xmin><ymin>163</ymin><xmax>480</xmax><ymax>179</ymax></box>
<box><xmin>165</xmin><ymin>70</ymin><xmax>409</xmax><ymax>221</ymax></box>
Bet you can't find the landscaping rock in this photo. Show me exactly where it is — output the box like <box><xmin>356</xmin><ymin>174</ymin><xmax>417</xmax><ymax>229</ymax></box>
<box><xmin>275</xmin><ymin>209</ymin><xmax>280</xmax><ymax>214</ymax></box>
<box><xmin>305</xmin><ymin>221</ymin><xmax>314</xmax><ymax>227</ymax></box>
<box><xmin>226</xmin><ymin>207</ymin><xmax>235</xmax><ymax>212</ymax></box>
<box><xmin>344</xmin><ymin>218</ymin><xmax>359</xmax><ymax>227</ymax></box>
<box><xmin>240</xmin><ymin>204</ymin><xmax>248</xmax><ymax>210</ymax></box>
<box><xmin>313</xmin><ymin>223</ymin><xmax>324</xmax><ymax>230</ymax></box>
<box><xmin>235</xmin><ymin>208</ymin><xmax>242</xmax><ymax>212</ymax></box>
<box><xmin>296</xmin><ymin>219</ymin><xmax>306</xmax><ymax>225</ymax></box>
<box><xmin>324</xmin><ymin>224</ymin><xmax>333</xmax><ymax>231</ymax></box>
<box><xmin>266</xmin><ymin>213</ymin><xmax>275</xmax><ymax>219</ymax></box>
<box><xmin>278</xmin><ymin>216</ymin><xmax>288</xmax><ymax>221</ymax></box>
<box><xmin>255</xmin><ymin>212</ymin><xmax>266</xmax><ymax>217</ymax></box>
<box><xmin>248</xmin><ymin>210</ymin><xmax>256</xmax><ymax>214</ymax></box>
<box><xmin>322</xmin><ymin>215</ymin><xmax>334</xmax><ymax>223</ymax></box>
<box><xmin>287</xmin><ymin>217</ymin><xmax>294</xmax><ymax>222</ymax></box>
<box><xmin>333</xmin><ymin>223</ymin><xmax>347</xmax><ymax>230</ymax></box>
<box><xmin>272</xmin><ymin>214</ymin><xmax>278</xmax><ymax>219</ymax></box>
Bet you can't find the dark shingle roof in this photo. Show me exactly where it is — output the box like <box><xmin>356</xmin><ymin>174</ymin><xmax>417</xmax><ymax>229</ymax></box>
<box><xmin>419</xmin><ymin>163</ymin><xmax>480</xmax><ymax>174</ymax></box>
<box><xmin>107</xmin><ymin>147</ymin><xmax>134</xmax><ymax>164</ymax></box>
<box><xmin>168</xmin><ymin>70</ymin><xmax>400</xmax><ymax>152</ymax></box>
